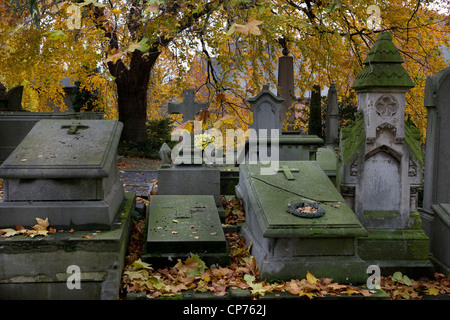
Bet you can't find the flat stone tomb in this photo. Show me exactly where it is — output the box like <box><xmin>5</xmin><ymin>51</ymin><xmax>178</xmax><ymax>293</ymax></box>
<box><xmin>144</xmin><ymin>195</ymin><xmax>230</xmax><ymax>266</ymax></box>
<box><xmin>0</xmin><ymin>119</ymin><xmax>124</xmax><ymax>230</ymax></box>
<box><xmin>238</xmin><ymin>161</ymin><xmax>368</xmax><ymax>283</ymax></box>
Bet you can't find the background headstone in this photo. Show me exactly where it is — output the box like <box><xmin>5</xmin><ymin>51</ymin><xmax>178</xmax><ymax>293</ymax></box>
<box><xmin>421</xmin><ymin>66</ymin><xmax>450</xmax><ymax>274</ymax></box>
<box><xmin>308</xmin><ymin>84</ymin><xmax>322</xmax><ymax>138</ymax></box>
<box><xmin>168</xmin><ymin>89</ymin><xmax>208</xmax><ymax>122</ymax></box>
<box><xmin>277</xmin><ymin>52</ymin><xmax>296</xmax><ymax>131</ymax></box>
<box><xmin>325</xmin><ymin>84</ymin><xmax>339</xmax><ymax>145</ymax></box>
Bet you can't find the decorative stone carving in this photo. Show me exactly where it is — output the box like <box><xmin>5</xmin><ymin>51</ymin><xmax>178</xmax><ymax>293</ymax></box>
<box><xmin>375</xmin><ymin>94</ymin><xmax>399</xmax><ymax>119</ymax></box>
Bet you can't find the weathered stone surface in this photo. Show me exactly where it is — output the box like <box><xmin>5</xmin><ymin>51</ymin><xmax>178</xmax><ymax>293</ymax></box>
<box><xmin>0</xmin><ymin>119</ymin><xmax>124</xmax><ymax>230</ymax></box>
<box><xmin>237</xmin><ymin>161</ymin><xmax>367</xmax><ymax>283</ymax></box>
<box><xmin>0</xmin><ymin>192</ymin><xmax>135</xmax><ymax>300</ymax></box>
<box><xmin>143</xmin><ymin>195</ymin><xmax>229</xmax><ymax>266</ymax></box>
<box><xmin>0</xmin><ymin>111</ymin><xmax>104</xmax><ymax>161</ymax></box>
<box><xmin>157</xmin><ymin>165</ymin><xmax>221</xmax><ymax>206</ymax></box>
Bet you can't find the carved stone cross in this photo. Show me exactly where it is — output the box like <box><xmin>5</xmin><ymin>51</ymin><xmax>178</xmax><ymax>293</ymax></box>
<box><xmin>61</xmin><ymin>124</ymin><xmax>89</xmax><ymax>135</ymax></box>
<box><xmin>168</xmin><ymin>89</ymin><xmax>208</xmax><ymax>122</ymax></box>
<box><xmin>276</xmin><ymin>165</ymin><xmax>299</xmax><ymax>180</ymax></box>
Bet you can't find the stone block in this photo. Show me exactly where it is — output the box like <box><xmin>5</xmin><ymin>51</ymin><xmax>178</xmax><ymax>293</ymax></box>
<box><xmin>237</xmin><ymin>161</ymin><xmax>368</xmax><ymax>283</ymax></box>
<box><xmin>0</xmin><ymin>192</ymin><xmax>135</xmax><ymax>300</ymax></box>
<box><xmin>157</xmin><ymin>165</ymin><xmax>221</xmax><ymax>206</ymax></box>
<box><xmin>143</xmin><ymin>195</ymin><xmax>229</xmax><ymax>267</ymax></box>
<box><xmin>0</xmin><ymin>119</ymin><xmax>123</xmax><ymax>230</ymax></box>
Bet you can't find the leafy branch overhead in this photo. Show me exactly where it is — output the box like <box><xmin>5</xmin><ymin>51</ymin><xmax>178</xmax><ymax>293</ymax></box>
<box><xmin>1</xmin><ymin>0</ymin><xmax>448</xmax><ymax>143</ymax></box>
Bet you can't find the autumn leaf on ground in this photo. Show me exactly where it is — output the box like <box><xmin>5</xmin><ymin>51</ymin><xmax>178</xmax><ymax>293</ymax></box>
<box><xmin>0</xmin><ymin>228</ymin><xmax>18</xmax><ymax>237</ymax></box>
<box><xmin>33</xmin><ymin>217</ymin><xmax>49</xmax><ymax>231</ymax></box>
<box><xmin>132</xmin><ymin>258</ymin><xmax>153</xmax><ymax>271</ymax></box>
<box><xmin>306</xmin><ymin>271</ymin><xmax>318</xmax><ymax>285</ymax></box>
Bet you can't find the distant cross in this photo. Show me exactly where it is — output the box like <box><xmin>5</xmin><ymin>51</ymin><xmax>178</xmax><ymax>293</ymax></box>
<box><xmin>61</xmin><ymin>123</ymin><xmax>89</xmax><ymax>135</ymax></box>
<box><xmin>168</xmin><ymin>89</ymin><xmax>209</xmax><ymax>122</ymax></box>
<box><xmin>276</xmin><ymin>165</ymin><xmax>299</xmax><ymax>180</ymax></box>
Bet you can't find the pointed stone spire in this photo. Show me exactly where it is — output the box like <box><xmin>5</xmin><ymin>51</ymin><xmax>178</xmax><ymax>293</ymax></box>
<box><xmin>352</xmin><ymin>32</ymin><xmax>415</xmax><ymax>91</ymax></box>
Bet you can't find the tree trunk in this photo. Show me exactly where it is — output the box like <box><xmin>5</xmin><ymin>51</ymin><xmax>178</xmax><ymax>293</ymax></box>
<box><xmin>110</xmin><ymin>50</ymin><xmax>159</xmax><ymax>143</ymax></box>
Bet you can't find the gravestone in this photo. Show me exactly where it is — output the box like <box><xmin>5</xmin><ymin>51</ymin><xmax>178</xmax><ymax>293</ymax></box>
<box><xmin>236</xmin><ymin>161</ymin><xmax>368</xmax><ymax>283</ymax></box>
<box><xmin>0</xmin><ymin>119</ymin><xmax>124</xmax><ymax>230</ymax></box>
<box><xmin>168</xmin><ymin>89</ymin><xmax>208</xmax><ymax>122</ymax></box>
<box><xmin>325</xmin><ymin>84</ymin><xmax>339</xmax><ymax>145</ymax></box>
<box><xmin>277</xmin><ymin>51</ymin><xmax>297</xmax><ymax>131</ymax></box>
<box><xmin>246</xmin><ymin>85</ymin><xmax>324</xmax><ymax>162</ymax></box>
<box><xmin>308</xmin><ymin>85</ymin><xmax>322</xmax><ymax>138</ymax></box>
<box><xmin>0</xmin><ymin>119</ymin><xmax>135</xmax><ymax>299</ymax></box>
<box><xmin>421</xmin><ymin>66</ymin><xmax>450</xmax><ymax>274</ymax></box>
<box><xmin>0</xmin><ymin>84</ymin><xmax>23</xmax><ymax>111</ymax></box>
<box><xmin>249</xmin><ymin>84</ymin><xmax>283</xmax><ymax>132</ymax></box>
<box><xmin>143</xmin><ymin>195</ymin><xmax>229</xmax><ymax>267</ymax></box>
<box><xmin>339</xmin><ymin>32</ymin><xmax>431</xmax><ymax>275</ymax></box>
<box><xmin>0</xmin><ymin>111</ymin><xmax>104</xmax><ymax>161</ymax></box>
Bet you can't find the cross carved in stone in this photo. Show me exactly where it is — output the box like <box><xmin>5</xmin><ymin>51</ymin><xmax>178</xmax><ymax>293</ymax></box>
<box><xmin>276</xmin><ymin>165</ymin><xmax>299</xmax><ymax>180</ymax></box>
<box><xmin>168</xmin><ymin>89</ymin><xmax>209</xmax><ymax>122</ymax></box>
<box><xmin>61</xmin><ymin>124</ymin><xmax>89</xmax><ymax>135</ymax></box>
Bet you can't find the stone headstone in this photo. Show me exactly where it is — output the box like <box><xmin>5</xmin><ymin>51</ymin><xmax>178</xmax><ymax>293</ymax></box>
<box><xmin>340</xmin><ymin>31</ymin><xmax>431</xmax><ymax>274</ymax></box>
<box><xmin>277</xmin><ymin>53</ymin><xmax>296</xmax><ymax>131</ymax></box>
<box><xmin>308</xmin><ymin>85</ymin><xmax>322</xmax><ymax>137</ymax></box>
<box><xmin>168</xmin><ymin>89</ymin><xmax>208</xmax><ymax>122</ymax></box>
<box><xmin>143</xmin><ymin>195</ymin><xmax>229</xmax><ymax>267</ymax></box>
<box><xmin>236</xmin><ymin>161</ymin><xmax>367</xmax><ymax>283</ymax></box>
<box><xmin>421</xmin><ymin>66</ymin><xmax>450</xmax><ymax>274</ymax></box>
<box><xmin>325</xmin><ymin>84</ymin><xmax>339</xmax><ymax>145</ymax></box>
<box><xmin>245</xmin><ymin>84</ymin><xmax>324</xmax><ymax>162</ymax></box>
<box><xmin>0</xmin><ymin>85</ymin><xmax>23</xmax><ymax>111</ymax></box>
<box><xmin>249</xmin><ymin>84</ymin><xmax>283</xmax><ymax>131</ymax></box>
<box><xmin>0</xmin><ymin>119</ymin><xmax>124</xmax><ymax>230</ymax></box>
<box><xmin>0</xmin><ymin>111</ymin><xmax>104</xmax><ymax>161</ymax></box>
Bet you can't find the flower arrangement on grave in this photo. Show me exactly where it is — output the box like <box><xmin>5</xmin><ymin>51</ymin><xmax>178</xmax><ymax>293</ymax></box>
<box><xmin>173</xmin><ymin>110</ymin><xmax>248</xmax><ymax>158</ymax></box>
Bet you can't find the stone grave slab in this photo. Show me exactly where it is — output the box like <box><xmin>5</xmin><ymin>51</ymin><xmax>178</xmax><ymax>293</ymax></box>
<box><xmin>143</xmin><ymin>195</ymin><xmax>230</xmax><ymax>267</ymax></box>
<box><xmin>236</xmin><ymin>161</ymin><xmax>368</xmax><ymax>283</ymax></box>
<box><xmin>0</xmin><ymin>119</ymin><xmax>124</xmax><ymax>230</ymax></box>
<box><xmin>0</xmin><ymin>192</ymin><xmax>135</xmax><ymax>300</ymax></box>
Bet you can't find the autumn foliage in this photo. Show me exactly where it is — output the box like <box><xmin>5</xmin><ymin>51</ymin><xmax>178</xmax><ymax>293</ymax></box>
<box><xmin>0</xmin><ymin>0</ymin><xmax>448</xmax><ymax>142</ymax></box>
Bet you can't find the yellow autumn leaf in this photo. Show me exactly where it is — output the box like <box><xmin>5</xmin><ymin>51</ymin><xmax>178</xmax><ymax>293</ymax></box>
<box><xmin>112</xmin><ymin>8</ymin><xmax>121</xmax><ymax>15</ymax></box>
<box><xmin>306</xmin><ymin>271</ymin><xmax>318</xmax><ymax>285</ymax></box>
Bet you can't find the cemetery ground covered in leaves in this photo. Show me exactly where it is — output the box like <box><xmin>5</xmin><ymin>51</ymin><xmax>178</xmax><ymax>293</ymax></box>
<box><xmin>0</xmin><ymin>157</ymin><xmax>449</xmax><ymax>300</ymax></box>
<box><xmin>110</xmin><ymin>158</ymin><xmax>450</xmax><ymax>301</ymax></box>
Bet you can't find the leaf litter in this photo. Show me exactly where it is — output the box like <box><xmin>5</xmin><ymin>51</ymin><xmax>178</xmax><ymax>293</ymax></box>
<box><xmin>120</xmin><ymin>197</ymin><xmax>450</xmax><ymax>300</ymax></box>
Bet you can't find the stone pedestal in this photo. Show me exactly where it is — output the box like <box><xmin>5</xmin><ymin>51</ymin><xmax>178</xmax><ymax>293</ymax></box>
<box><xmin>236</xmin><ymin>161</ymin><xmax>368</xmax><ymax>283</ymax></box>
<box><xmin>0</xmin><ymin>192</ymin><xmax>135</xmax><ymax>300</ymax></box>
<box><xmin>0</xmin><ymin>119</ymin><xmax>123</xmax><ymax>230</ymax></box>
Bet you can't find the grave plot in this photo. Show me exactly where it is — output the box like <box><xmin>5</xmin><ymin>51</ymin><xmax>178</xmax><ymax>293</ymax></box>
<box><xmin>143</xmin><ymin>195</ymin><xmax>230</xmax><ymax>267</ymax></box>
<box><xmin>236</xmin><ymin>161</ymin><xmax>368</xmax><ymax>284</ymax></box>
<box><xmin>0</xmin><ymin>119</ymin><xmax>124</xmax><ymax>230</ymax></box>
<box><xmin>0</xmin><ymin>119</ymin><xmax>135</xmax><ymax>299</ymax></box>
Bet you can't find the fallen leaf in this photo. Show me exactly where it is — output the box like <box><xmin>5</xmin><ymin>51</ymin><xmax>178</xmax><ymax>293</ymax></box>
<box><xmin>306</xmin><ymin>271</ymin><xmax>318</xmax><ymax>285</ymax></box>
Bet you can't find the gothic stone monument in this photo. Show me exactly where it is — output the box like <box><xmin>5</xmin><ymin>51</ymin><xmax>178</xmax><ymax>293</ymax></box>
<box><xmin>339</xmin><ymin>32</ymin><xmax>431</xmax><ymax>275</ymax></box>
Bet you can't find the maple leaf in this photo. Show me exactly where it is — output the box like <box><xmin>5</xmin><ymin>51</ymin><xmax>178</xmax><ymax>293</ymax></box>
<box><xmin>0</xmin><ymin>228</ymin><xmax>18</xmax><ymax>237</ymax></box>
<box><xmin>32</xmin><ymin>217</ymin><xmax>49</xmax><ymax>231</ymax></box>
<box><xmin>306</xmin><ymin>271</ymin><xmax>318</xmax><ymax>285</ymax></box>
<box><xmin>132</xmin><ymin>258</ymin><xmax>153</xmax><ymax>271</ymax></box>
